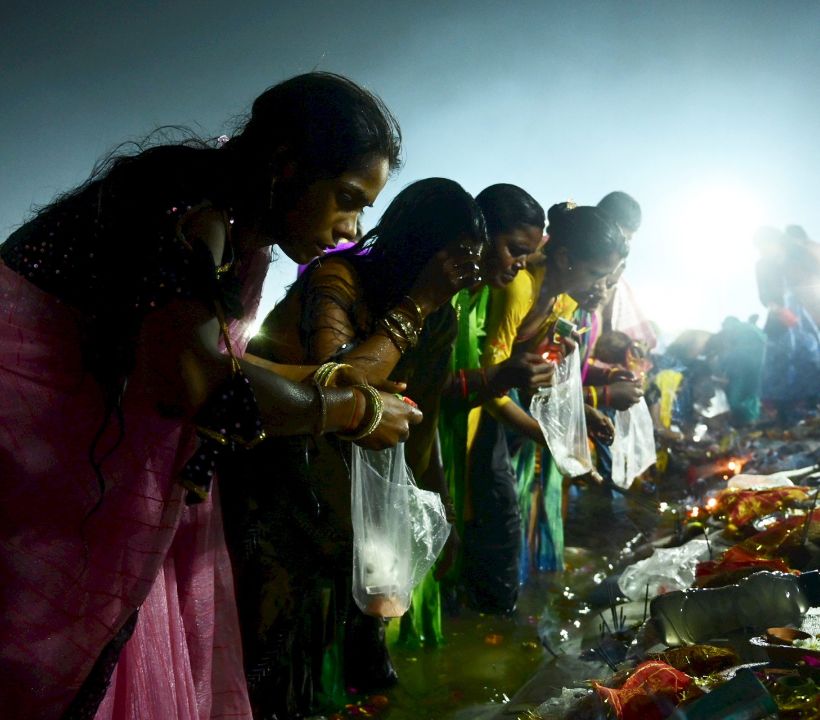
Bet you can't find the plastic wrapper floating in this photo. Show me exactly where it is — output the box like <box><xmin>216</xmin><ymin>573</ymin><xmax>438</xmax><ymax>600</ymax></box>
<box><xmin>650</xmin><ymin>571</ymin><xmax>808</xmax><ymax>646</ymax></box>
<box><xmin>530</xmin><ymin>347</ymin><xmax>592</xmax><ymax>478</ymax></box>
<box><xmin>618</xmin><ymin>537</ymin><xmax>711</xmax><ymax>601</ymax></box>
<box><xmin>350</xmin><ymin>443</ymin><xmax>450</xmax><ymax>618</ymax></box>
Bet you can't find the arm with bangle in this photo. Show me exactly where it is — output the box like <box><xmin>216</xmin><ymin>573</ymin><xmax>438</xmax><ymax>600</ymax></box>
<box><xmin>303</xmin><ymin>258</ymin><xmax>431</xmax><ymax>383</ymax></box>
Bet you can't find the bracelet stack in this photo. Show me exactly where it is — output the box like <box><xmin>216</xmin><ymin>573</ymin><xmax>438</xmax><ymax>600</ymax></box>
<box><xmin>377</xmin><ymin>295</ymin><xmax>424</xmax><ymax>354</ymax></box>
<box><xmin>313</xmin><ymin>361</ymin><xmax>353</xmax><ymax>387</ymax></box>
<box><xmin>337</xmin><ymin>384</ymin><xmax>384</xmax><ymax>441</ymax></box>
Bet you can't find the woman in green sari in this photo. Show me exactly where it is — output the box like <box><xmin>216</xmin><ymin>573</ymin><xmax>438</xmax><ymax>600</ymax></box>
<box><xmin>438</xmin><ymin>185</ymin><xmax>556</xmax><ymax>616</ymax></box>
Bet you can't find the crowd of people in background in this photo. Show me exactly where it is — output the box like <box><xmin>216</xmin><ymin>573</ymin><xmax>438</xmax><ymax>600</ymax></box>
<box><xmin>1</xmin><ymin>71</ymin><xmax>818</xmax><ymax>720</ymax></box>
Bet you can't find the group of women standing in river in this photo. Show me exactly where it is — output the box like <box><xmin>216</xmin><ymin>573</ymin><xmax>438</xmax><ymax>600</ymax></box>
<box><xmin>0</xmin><ymin>71</ymin><xmax>644</xmax><ymax>719</ymax></box>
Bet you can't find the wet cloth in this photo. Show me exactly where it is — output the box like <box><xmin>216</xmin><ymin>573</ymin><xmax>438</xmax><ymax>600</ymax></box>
<box><xmin>465</xmin><ymin>270</ymin><xmax>576</xmax><ymax>603</ymax></box>
<box><xmin>511</xmin><ymin>390</ymin><xmax>565</xmax><ymax>581</ymax></box>
<box><xmin>0</xmin><ymin>263</ymin><xmax>253</xmax><ymax>720</ymax></box>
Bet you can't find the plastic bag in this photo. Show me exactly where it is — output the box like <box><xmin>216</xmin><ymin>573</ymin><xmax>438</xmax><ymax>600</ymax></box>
<box><xmin>611</xmin><ymin>398</ymin><xmax>657</xmax><ymax>489</ymax></box>
<box><xmin>351</xmin><ymin>443</ymin><xmax>450</xmax><ymax>618</ymax></box>
<box><xmin>529</xmin><ymin>347</ymin><xmax>592</xmax><ymax>477</ymax></box>
<box><xmin>618</xmin><ymin>537</ymin><xmax>711</xmax><ymax>601</ymax></box>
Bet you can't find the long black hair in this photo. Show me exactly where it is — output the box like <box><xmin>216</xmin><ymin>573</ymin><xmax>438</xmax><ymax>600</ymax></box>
<box><xmin>339</xmin><ymin>178</ymin><xmax>488</xmax><ymax>319</ymax></box>
<box><xmin>27</xmin><ymin>72</ymin><xmax>402</xmax><ymax>230</ymax></box>
<box><xmin>2</xmin><ymin>72</ymin><xmax>403</xmax><ymax>517</ymax></box>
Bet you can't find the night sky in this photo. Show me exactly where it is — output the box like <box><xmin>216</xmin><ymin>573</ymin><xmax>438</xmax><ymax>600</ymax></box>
<box><xmin>3</xmin><ymin>0</ymin><xmax>818</xmax><ymax>338</ymax></box>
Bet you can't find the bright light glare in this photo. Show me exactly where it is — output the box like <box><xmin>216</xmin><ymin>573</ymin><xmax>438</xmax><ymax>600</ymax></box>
<box><xmin>675</xmin><ymin>184</ymin><xmax>765</xmax><ymax>267</ymax></box>
<box><xmin>635</xmin><ymin>181</ymin><xmax>767</xmax><ymax>339</ymax></box>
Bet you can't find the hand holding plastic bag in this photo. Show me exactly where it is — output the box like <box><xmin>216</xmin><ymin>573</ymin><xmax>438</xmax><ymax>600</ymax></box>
<box><xmin>529</xmin><ymin>347</ymin><xmax>592</xmax><ymax>477</ymax></box>
<box><xmin>611</xmin><ymin>398</ymin><xmax>657</xmax><ymax>489</ymax></box>
<box><xmin>351</xmin><ymin>443</ymin><xmax>451</xmax><ymax>618</ymax></box>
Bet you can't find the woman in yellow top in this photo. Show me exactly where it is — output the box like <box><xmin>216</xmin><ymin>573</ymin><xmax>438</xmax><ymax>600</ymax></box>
<box><xmin>462</xmin><ymin>202</ymin><xmax>627</xmax><ymax>614</ymax></box>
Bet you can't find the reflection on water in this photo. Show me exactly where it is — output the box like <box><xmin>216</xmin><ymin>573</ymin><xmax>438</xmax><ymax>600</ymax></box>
<box><xmin>382</xmin><ymin>576</ymin><xmax>552</xmax><ymax>720</ymax></box>
<box><xmin>316</xmin><ymin>486</ymin><xmax>667</xmax><ymax>719</ymax></box>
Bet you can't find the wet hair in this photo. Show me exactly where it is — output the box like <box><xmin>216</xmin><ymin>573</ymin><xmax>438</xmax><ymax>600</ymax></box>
<box><xmin>33</xmin><ymin>72</ymin><xmax>401</xmax><ymax>224</ymax></box>
<box><xmin>340</xmin><ymin>178</ymin><xmax>488</xmax><ymax>317</ymax></box>
<box><xmin>597</xmin><ymin>191</ymin><xmax>642</xmax><ymax>233</ymax></box>
<box><xmin>10</xmin><ymin>72</ymin><xmax>401</xmax><ymax>518</ymax></box>
<box><xmin>543</xmin><ymin>203</ymin><xmax>628</xmax><ymax>264</ymax></box>
<box><xmin>226</xmin><ymin>71</ymin><xmax>402</xmax><ymax>183</ymax></box>
<box><xmin>475</xmin><ymin>183</ymin><xmax>545</xmax><ymax>237</ymax></box>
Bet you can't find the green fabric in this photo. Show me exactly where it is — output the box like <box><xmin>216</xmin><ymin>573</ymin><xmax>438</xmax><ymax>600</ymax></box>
<box><xmin>542</xmin><ymin>457</ymin><xmax>564</xmax><ymax>571</ymax></box>
<box><xmin>318</xmin><ymin>611</ymin><xmax>349</xmax><ymax>710</ymax></box>
<box><xmin>510</xmin><ymin>392</ymin><xmax>564</xmax><ymax>579</ymax></box>
<box><xmin>438</xmin><ymin>286</ymin><xmax>489</xmax><ymax>541</ymax></box>
<box><xmin>396</xmin><ymin>568</ymin><xmax>444</xmax><ymax>648</ymax></box>
<box><xmin>396</xmin><ymin>290</ymin><xmax>489</xmax><ymax>649</ymax></box>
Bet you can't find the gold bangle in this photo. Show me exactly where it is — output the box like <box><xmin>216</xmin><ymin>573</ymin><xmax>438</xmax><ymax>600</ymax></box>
<box><xmin>378</xmin><ymin>317</ymin><xmax>410</xmax><ymax>353</ymax></box>
<box><xmin>337</xmin><ymin>385</ymin><xmax>384</xmax><ymax>441</ymax></box>
<box><xmin>401</xmin><ymin>295</ymin><xmax>424</xmax><ymax>326</ymax></box>
<box><xmin>313</xmin><ymin>362</ymin><xmax>353</xmax><ymax>387</ymax></box>
<box><xmin>313</xmin><ymin>362</ymin><xmax>339</xmax><ymax>386</ymax></box>
<box><xmin>386</xmin><ymin>310</ymin><xmax>419</xmax><ymax>347</ymax></box>
<box><xmin>588</xmin><ymin>385</ymin><xmax>598</xmax><ymax>409</ymax></box>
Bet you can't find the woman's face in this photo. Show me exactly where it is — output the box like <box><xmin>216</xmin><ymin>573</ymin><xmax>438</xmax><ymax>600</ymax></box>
<box><xmin>559</xmin><ymin>249</ymin><xmax>623</xmax><ymax>300</ymax></box>
<box><xmin>277</xmin><ymin>155</ymin><xmax>390</xmax><ymax>264</ymax></box>
<box><xmin>482</xmin><ymin>225</ymin><xmax>544</xmax><ymax>288</ymax></box>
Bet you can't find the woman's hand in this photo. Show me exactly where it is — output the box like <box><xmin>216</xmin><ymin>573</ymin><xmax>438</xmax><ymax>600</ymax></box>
<box><xmin>604</xmin><ymin>379</ymin><xmax>644</xmax><ymax>410</ymax></box>
<box><xmin>489</xmin><ymin>352</ymin><xmax>555</xmax><ymax>393</ymax></box>
<box><xmin>410</xmin><ymin>246</ymin><xmax>483</xmax><ymax>315</ymax></box>
<box><xmin>585</xmin><ymin>405</ymin><xmax>615</xmax><ymax>445</ymax></box>
<box><xmin>355</xmin><ymin>391</ymin><xmax>423</xmax><ymax>450</ymax></box>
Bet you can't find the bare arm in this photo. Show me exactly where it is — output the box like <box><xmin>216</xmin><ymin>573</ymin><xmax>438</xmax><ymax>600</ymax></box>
<box><xmin>303</xmin><ymin>251</ymin><xmax>479</xmax><ymax>379</ymax></box>
<box><xmin>132</xmin><ymin>209</ymin><xmax>421</xmax><ymax>445</ymax></box>
<box><xmin>488</xmin><ymin>399</ymin><xmax>546</xmax><ymax>444</ymax></box>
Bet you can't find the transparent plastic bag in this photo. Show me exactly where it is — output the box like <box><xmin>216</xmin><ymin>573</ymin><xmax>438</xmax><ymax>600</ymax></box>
<box><xmin>529</xmin><ymin>347</ymin><xmax>592</xmax><ymax>477</ymax></box>
<box><xmin>611</xmin><ymin>398</ymin><xmax>657</xmax><ymax>489</ymax></box>
<box><xmin>618</xmin><ymin>537</ymin><xmax>711</xmax><ymax>601</ymax></box>
<box><xmin>351</xmin><ymin>443</ymin><xmax>451</xmax><ymax>618</ymax></box>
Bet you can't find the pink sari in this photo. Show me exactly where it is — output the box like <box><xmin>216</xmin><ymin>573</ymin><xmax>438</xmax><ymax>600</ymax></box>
<box><xmin>0</xmin><ymin>259</ymin><xmax>260</xmax><ymax>719</ymax></box>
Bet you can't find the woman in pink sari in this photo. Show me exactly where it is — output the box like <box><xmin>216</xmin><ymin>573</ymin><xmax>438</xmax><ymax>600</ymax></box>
<box><xmin>0</xmin><ymin>72</ymin><xmax>420</xmax><ymax>720</ymax></box>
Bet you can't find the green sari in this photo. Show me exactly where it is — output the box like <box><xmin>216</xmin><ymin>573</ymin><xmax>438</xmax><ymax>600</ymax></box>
<box><xmin>396</xmin><ymin>288</ymin><xmax>489</xmax><ymax>648</ymax></box>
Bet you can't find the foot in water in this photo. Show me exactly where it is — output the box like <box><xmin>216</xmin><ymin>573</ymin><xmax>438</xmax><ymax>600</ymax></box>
<box><xmin>344</xmin><ymin>610</ymin><xmax>399</xmax><ymax>691</ymax></box>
